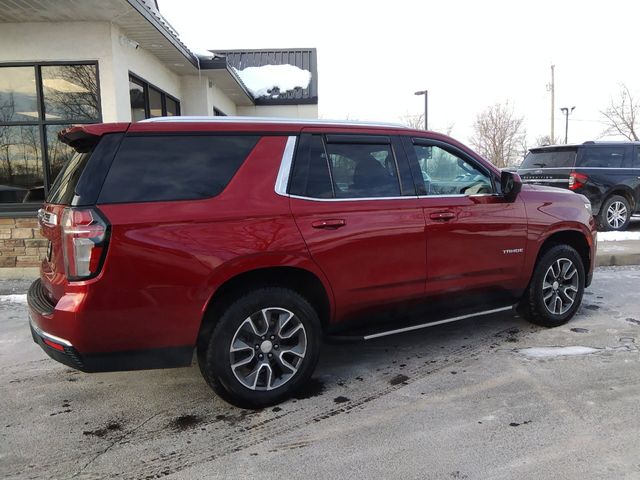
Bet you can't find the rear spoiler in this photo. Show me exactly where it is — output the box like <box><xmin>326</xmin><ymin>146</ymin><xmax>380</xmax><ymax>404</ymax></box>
<box><xmin>58</xmin><ymin>123</ymin><xmax>130</xmax><ymax>152</ymax></box>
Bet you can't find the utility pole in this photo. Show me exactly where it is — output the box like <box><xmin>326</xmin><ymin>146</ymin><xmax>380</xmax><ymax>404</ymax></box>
<box><xmin>560</xmin><ymin>106</ymin><xmax>575</xmax><ymax>144</ymax></box>
<box><xmin>550</xmin><ymin>65</ymin><xmax>555</xmax><ymax>142</ymax></box>
<box><xmin>414</xmin><ymin>90</ymin><xmax>428</xmax><ymax>130</ymax></box>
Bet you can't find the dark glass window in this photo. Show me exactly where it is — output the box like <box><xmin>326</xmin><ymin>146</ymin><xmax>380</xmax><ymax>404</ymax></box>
<box><xmin>326</xmin><ymin>143</ymin><xmax>400</xmax><ymax>198</ymax></box>
<box><xmin>46</xmin><ymin>150</ymin><xmax>92</xmax><ymax>206</ymax></box>
<box><xmin>0</xmin><ymin>62</ymin><xmax>101</xmax><ymax>210</ymax></box>
<box><xmin>578</xmin><ymin>147</ymin><xmax>626</xmax><ymax>168</ymax></box>
<box><xmin>129</xmin><ymin>78</ymin><xmax>146</xmax><ymax>122</ymax></box>
<box><xmin>289</xmin><ymin>135</ymin><xmax>333</xmax><ymax>198</ymax></box>
<box><xmin>521</xmin><ymin>148</ymin><xmax>577</xmax><ymax>168</ymax></box>
<box><xmin>98</xmin><ymin>135</ymin><xmax>260</xmax><ymax>203</ymax></box>
<box><xmin>166</xmin><ymin>97</ymin><xmax>179</xmax><ymax>116</ymax></box>
<box><xmin>128</xmin><ymin>74</ymin><xmax>180</xmax><ymax>121</ymax></box>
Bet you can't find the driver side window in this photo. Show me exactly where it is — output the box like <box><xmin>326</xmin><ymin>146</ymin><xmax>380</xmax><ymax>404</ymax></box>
<box><xmin>413</xmin><ymin>145</ymin><xmax>492</xmax><ymax>196</ymax></box>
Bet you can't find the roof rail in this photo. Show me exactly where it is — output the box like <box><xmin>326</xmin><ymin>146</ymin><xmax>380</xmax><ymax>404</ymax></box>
<box><xmin>139</xmin><ymin>116</ymin><xmax>409</xmax><ymax>129</ymax></box>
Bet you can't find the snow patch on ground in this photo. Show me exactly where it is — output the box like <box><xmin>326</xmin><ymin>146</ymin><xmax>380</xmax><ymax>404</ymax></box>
<box><xmin>234</xmin><ymin>64</ymin><xmax>311</xmax><ymax>98</ymax></box>
<box><xmin>518</xmin><ymin>346</ymin><xmax>600</xmax><ymax>358</ymax></box>
<box><xmin>598</xmin><ymin>231</ymin><xmax>640</xmax><ymax>242</ymax></box>
<box><xmin>0</xmin><ymin>294</ymin><xmax>27</xmax><ymax>304</ymax></box>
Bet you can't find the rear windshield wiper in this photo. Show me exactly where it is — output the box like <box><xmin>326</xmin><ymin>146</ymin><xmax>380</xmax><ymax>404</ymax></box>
<box><xmin>532</xmin><ymin>162</ymin><xmax>547</xmax><ymax>167</ymax></box>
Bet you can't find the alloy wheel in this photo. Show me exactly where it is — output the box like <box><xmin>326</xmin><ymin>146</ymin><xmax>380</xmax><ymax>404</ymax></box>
<box><xmin>606</xmin><ymin>201</ymin><xmax>628</xmax><ymax>229</ymax></box>
<box><xmin>230</xmin><ymin>307</ymin><xmax>307</xmax><ymax>391</ymax></box>
<box><xmin>542</xmin><ymin>258</ymin><xmax>579</xmax><ymax>315</ymax></box>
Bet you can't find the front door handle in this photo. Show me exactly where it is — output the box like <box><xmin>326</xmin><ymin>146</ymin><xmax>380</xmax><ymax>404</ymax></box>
<box><xmin>429</xmin><ymin>211</ymin><xmax>456</xmax><ymax>221</ymax></box>
<box><xmin>312</xmin><ymin>219</ymin><xmax>346</xmax><ymax>230</ymax></box>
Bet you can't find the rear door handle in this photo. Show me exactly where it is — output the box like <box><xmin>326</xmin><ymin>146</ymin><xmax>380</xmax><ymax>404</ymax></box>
<box><xmin>429</xmin><ymin>211</ymin><xmax>456</xmax><ymax>221</ymax></box>
<box><xmin>312</xmin><ymin>219</ymin><xmax>346</xmax><ymax>229</ymax></box>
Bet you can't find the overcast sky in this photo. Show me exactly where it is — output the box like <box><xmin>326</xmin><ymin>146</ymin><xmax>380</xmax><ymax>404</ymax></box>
<box><xmin>158</xmin><ymin>0</ymin><xmax>639</xmax><ymax>145</ymax></box>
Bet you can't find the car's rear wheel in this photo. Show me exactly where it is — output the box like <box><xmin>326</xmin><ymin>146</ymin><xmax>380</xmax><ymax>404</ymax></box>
<box><xmin>519</xmin><ymin>244</ymin><xmax>585</xmax><ymax>327</ymax></box>
<box><xmin>199</xmin><ymin>287</ymin><xmax>321</xmax><ymax>409</ymax></box>
<box><xmin>598</xmin><ymin>195</ymin><xmax>631</xmax><ymax>231</ymax></box>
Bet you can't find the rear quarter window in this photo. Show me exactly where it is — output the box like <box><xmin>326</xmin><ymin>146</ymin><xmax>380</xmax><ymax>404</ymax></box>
<box><xmin>97</xmin><ymin>135</ymin><xmax>260</xmax><ymax>203</ymax></box>
<box><xmin>577</xmin><ymin>147</ymin><xmax>626</xmax><ymax>168</ymax></box>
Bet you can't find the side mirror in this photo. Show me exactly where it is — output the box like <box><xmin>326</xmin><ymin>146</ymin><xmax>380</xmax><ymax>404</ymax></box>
<box><xmin>501</xmin><ymin>171</ymin><xmax>522</xmax><ymax>202</ymax></box>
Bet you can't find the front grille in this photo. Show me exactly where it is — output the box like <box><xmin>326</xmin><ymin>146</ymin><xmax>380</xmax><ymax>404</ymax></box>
<box><xmin>27</xmin><ymin>279</ymin><xmax>55</xmax><ymax>316</ymax></box>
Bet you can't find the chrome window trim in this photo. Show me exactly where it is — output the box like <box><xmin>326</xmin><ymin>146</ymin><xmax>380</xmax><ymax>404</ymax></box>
<box><xmin>275</xmin><ymin>136</ymin><xmax>297</xmax><ymax>196</ymax></box>
<box><xmin>289</xmin><ymin>194</ymin><xmax>417</xmax><ymax>202</ymax></box>
<box><xmin>521</xmin><ymin>179</ymin><xmax>567</xmax><ymax>183</ymax></box>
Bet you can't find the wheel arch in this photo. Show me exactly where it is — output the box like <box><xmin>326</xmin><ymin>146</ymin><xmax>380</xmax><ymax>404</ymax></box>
<box><xmin>534</xmin><ymin>229</ymin><xmax>591</xmax><ymax>285</ymax></box>
<box><xmin>197</xmin><ymin>265</ymin><xmax>333</xmax><ymax>354</ymax></box>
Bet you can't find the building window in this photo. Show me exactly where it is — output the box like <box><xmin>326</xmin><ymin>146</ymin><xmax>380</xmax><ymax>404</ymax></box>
<box><xmin>0</xmin><ymin>62</ymin><xmax>100</xmax><ymax>212</ymax></box>
<box><xmin>128</xmin><ymin>73</ymin><xmax>180</xmax><ymax>121</ymax></box>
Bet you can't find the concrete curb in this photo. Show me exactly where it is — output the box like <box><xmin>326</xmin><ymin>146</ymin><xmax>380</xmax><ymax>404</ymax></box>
<box><xmin>596</xmin><ymin>240</ymin><xmax>640</xmax><ymax>267</ymax></box>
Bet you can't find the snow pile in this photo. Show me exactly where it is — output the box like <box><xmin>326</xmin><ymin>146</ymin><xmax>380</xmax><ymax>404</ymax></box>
<box><xmin>233</xmin><ymin>64</ymin><xmax>311</xmax><ymax>98</ymax></box>
<box><xmin>518</xmin><ymin>346</ymin><xmax>599</xmax><ymax>358</ymax></box>
<box><xmin>598</xmin><ymin>231</ymin><xmax>640</xmax><ymax>242</ymax></box>
<box><xmin>0</xmin><ymin>294</ymin><xmax>27</xmax><ymax>304</ymax></box>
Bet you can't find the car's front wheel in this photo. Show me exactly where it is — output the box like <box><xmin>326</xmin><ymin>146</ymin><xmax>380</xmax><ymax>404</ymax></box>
<box><xmin>520</xmin><ymin>244</ymin><xmax>585</xmax><ymax>327</ymax></box>
<box><xmin>199</xmin><ymin>287</ymin><xmax>322</xmax><ymax>409</ymax></box>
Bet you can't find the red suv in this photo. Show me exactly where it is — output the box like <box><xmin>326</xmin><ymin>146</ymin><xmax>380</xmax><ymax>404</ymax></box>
<box><xmin>28</xmin><ymin>117</ymin><xmax>597</xmax><ymax>408</ymax></box>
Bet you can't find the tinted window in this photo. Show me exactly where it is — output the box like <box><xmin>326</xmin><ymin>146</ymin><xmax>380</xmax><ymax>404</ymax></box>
<box><xmin>289</xmin><ymin>135</ymin><xmax>333</xmax><ymax>198</ymax></box>
<box><xmin>46</xmin><ymin>150</ymin><xmax>92</xmax><ymax>205</ymax></box>
<box><xmin>98</xmin><ymin>135</ymin><xmax>259</xmax><ymax>203</ymax></box>
<box><xmin>326</xmin><ymin>143</ymin><xmax>400</xmax><ymax>198</ymax></box>
<box><xmin>578</xmin><ymin>147</ymin><xmax>626</xmax><ymax>168</ymax></box>
<box><xmin>413</xmin><ymin>145</ymin><xmax>492</xmax><ymax>195</ymax></box>
<box><xmin>520</xmin><ymin>149</ymin><xmax>577</xmax><ymax>168</ymax></box>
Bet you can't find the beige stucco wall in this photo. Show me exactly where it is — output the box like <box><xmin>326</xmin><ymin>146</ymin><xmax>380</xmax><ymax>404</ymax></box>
<box><xmin>237</xmin><ymin>104</ymin><xmax>318</xmax><ymax>119</ymax></box>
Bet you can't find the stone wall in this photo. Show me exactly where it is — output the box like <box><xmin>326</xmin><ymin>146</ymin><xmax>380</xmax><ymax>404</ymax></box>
<box><xmin>0</xmin><ymin>218</ymin><xmax>47</xmax><ymax>268</ymax></box>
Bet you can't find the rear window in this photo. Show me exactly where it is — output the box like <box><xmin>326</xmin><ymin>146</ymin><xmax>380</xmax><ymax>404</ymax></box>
<box><xmin>520</xmin><ymin>148</ymin><xmax>577</xmax><ymax>169</ymax></box>
<box><xmin>46</xmin><ymin>150</ymin><xmax>92</xmax><ymax>205</ymax></box>
<box><xmin>97</xmin><ymin>135</ymin><xmax>260</xmax><ymax>204</ymax></box>
<box><xmin>577</xmin><ymin>147</ymin><xmax>626</xmax><ymax>168</ymax></box>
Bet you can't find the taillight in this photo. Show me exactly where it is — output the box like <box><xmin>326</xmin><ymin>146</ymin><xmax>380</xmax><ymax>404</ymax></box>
<box><xmin>568</xmin><ymin>172</ymin><xmax>588</xmax><ymax>191</ymax></box>
<box><xmin>61</xmin><ymin>208</ymin><xmax>109</xmax><ymax>281</ymax></box>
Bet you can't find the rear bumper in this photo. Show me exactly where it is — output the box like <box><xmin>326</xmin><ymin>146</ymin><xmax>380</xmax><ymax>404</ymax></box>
<box><xmin>27</xmin><ymin>279</ymin><xmax>193</xmax><ymax>372</ymax></box>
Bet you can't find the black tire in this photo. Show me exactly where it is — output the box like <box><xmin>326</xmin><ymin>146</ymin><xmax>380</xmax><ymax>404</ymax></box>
<box><xmin>597</xmin><ymin>195</ymin><xmax>631</xmax><ymax>231</ymax></box>
<box><xmin>199</xmin><ymin>287</ymin><xmax>321</xmax><ymax>409</ymax></box>
<box><xmin>519</xmin><ymin>244</ymin><xmax>585</xmax><ymax>327</ymax></box>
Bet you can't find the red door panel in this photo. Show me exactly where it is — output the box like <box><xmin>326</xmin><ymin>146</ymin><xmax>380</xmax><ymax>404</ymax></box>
<box><xmin>423</xmin><ymin>194</ymin><xmax>528</xmax><ymax>295</ymax></box>
<box><xmin>291</xmin><ymin>198</ymin><xmax>426</xmax><ymax>322</ymax></box>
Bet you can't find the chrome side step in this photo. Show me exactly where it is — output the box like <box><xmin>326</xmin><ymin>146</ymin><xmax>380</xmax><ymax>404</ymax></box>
<box><xmin>362</xmin><ymin>306</ymin><xmax>514</xmax><ymax>340</ymax></box>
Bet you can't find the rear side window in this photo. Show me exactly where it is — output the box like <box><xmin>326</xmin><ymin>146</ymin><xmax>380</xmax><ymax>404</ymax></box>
<box><xmin>98</xmin><ymin>135</ymin><xmax>260</xmax><ymax>203</ymax></box>
<box><xmin>520</xmin><ymin>149</ymin><xmax>577</xmax><ymax>168</ymax></box>
<box><xmin>577</xmin><ymin>147</ymin><xmax>626</xmax><ymax>168</ymax></box>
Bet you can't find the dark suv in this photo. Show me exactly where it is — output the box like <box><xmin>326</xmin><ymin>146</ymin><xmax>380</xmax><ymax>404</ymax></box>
<box><xmin>28</xmin><ymin>117</ymin><xmax>596</xmax><ymax>408</ymax></box>
<box><xmin>518</xmin><ymin>141</ymin><xmax>640</xmax><ymax>231</ymax></box>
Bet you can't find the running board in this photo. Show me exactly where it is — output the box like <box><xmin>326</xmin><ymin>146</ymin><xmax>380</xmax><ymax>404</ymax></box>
<box><xmin>326</xmin><ymin>306</ymin><xmax>514</xmax><ymax>342</ymax></box>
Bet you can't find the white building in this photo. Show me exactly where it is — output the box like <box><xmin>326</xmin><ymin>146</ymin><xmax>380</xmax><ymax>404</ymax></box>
<box><xmin>0</xmin><ymin>0</ymin><xmax>318</xmax><ymax>272</ymax></box>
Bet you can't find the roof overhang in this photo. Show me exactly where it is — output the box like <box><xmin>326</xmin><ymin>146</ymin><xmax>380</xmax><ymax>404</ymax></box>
<box><xmin>0</xmin><ymin>0</ymin><xmax>199</xmax><ymax>75</ymax></box>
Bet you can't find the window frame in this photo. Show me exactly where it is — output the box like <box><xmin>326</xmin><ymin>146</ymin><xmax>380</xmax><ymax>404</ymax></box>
<box><xmin>405</xmin><ymin>137</ymin><xmax>498</xmax><ymax>197</ymax></box>
<box><xmin>128</xmin><ymin>72</ymin><xmax>180</xmax><ymax>121</ymax></box>
<box><xmin>0</xmin><ymin>61</ymin><xmax>102</xmax><ymax>216</ymax></box>
<box><xmin>287</xmin><ymin>133</ymin><xmax>415</xmax><ymax>201</ymax></box>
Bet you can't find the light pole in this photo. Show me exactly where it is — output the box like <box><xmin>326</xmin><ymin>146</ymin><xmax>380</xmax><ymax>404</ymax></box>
<box><xmin>414</xmin><ymin>90</ymin><xmax>428</xmax><ymax>130</ymax></box>
<box><xmin>560</xmin><ymin>106</ymin><xmax>575</xmax><ymax>144</ymax></box>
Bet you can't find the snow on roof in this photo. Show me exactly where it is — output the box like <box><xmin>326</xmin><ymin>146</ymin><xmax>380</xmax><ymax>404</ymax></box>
<box><xmin>233</xmin><ymin>64</ymin><xmax>312</xmax><ymax>98</ymax></box>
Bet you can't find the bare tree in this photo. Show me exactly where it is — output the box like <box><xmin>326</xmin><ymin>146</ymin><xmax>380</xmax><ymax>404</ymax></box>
<box><xmin>534</xmin><ymin>134</ymin><xmax>562</xmax><ymax>147</ymax></box>
<box><xmin>600</xmin><ymin>83</ymin><xmax>639</xmax><ymax>141</ymax></box>
<box><xmin>400</xmin><ymin>113</ymin><xmax>425</xmax><ymax>130</ymax></box>
<box><xmin>470</xmin><ymin>102</ymin><xmax>526</xmax><ymax>168</ymax></box>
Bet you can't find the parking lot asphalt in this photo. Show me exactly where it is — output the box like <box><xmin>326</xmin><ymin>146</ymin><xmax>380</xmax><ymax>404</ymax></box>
<box><xmin>1</xmin><ymin>267</ymin><xmax>640</xmax><ymax>480</ymax></box>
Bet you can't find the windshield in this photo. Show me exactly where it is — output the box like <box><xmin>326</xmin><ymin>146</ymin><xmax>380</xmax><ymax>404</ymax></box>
<box><xmin>520</xmin><ymin>149</ymin><xmax>577</xmax><ymax>169</ymax></box>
